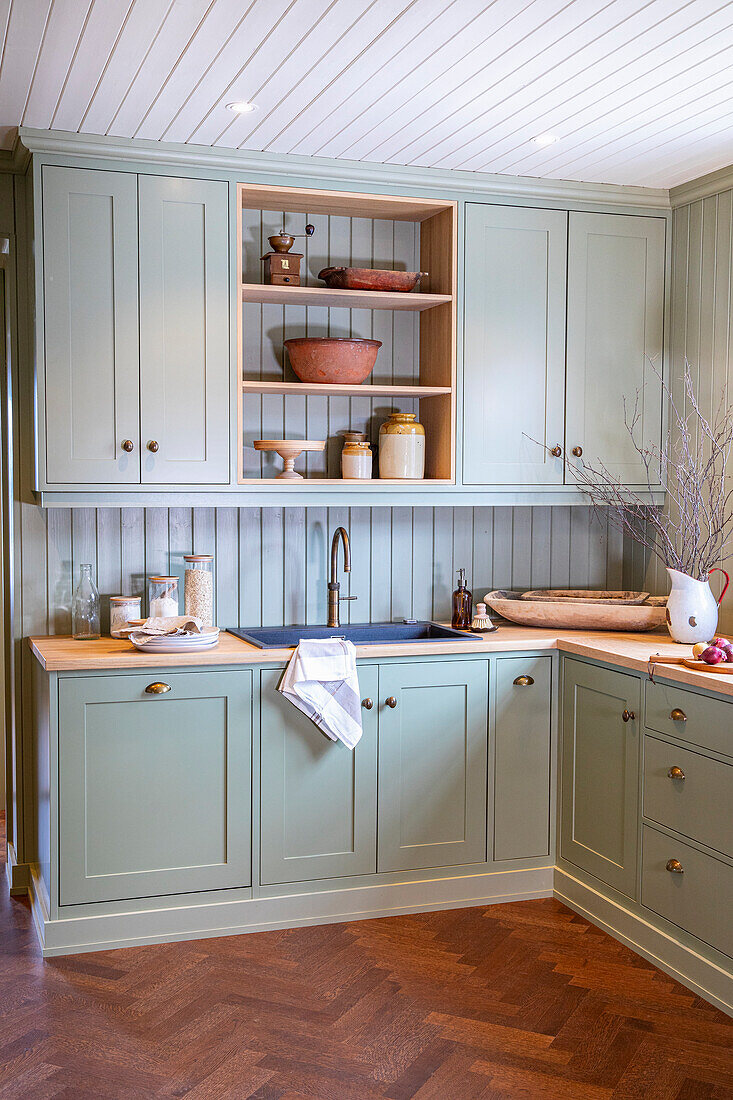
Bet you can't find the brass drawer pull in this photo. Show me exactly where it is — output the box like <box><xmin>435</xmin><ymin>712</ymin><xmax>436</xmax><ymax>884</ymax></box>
<box><xmin>148</xmin><ymin>440</ymin><xmax>159</xmax><ymax>453</ymax></box>
<box><xmin>667</xmin><ymin>765</ymin><xmax>685</xmax><ymax>781</ymax></box>
<box><xmin>145</xmin><ymin>682</ymin><xmax>171</xmax><ymax>695</ymax></box>
<box><xmin>550</xmin><ymin>445</ymin><xmax>562</xmax><ymax>458</ymax></box>
<box><xmin>121</xmin><ymin>439</ymin><xmax>134</xmax><ymax>452</ymax></box>
<box><xmin>666</xmin><ymin>858</ymin><xmax>684</xmax><ymax>874</ymax></box>
<box><xmin>622</xmin><ymin>709</ymin><xmax>636</xmax><ymax>722</ymax></box>
<box><xmin>513</xmin><ymin>675</ymin><xmax>534</xmax><ymax>686</ymax></box>
<box><xmin>670</xmin><ymin>708</ymin><xmax>687</xmax><ymax>722</ymax></box>
<box><xmin>361</xmin><ymin>698</ymin><xmax>373</xmax><ymax>710</ymax></box>
<box><xmin>572</xmin><ymin>445</ymin><xmax>583</xmax><ymax>457</ymax></box>
<box><xmin>385</xmin><ymin>696</ymin><xmax>397</xmax><ymax>709</ymax></box>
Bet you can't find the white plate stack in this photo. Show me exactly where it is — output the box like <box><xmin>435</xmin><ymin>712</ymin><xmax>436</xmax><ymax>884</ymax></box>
<box><xmin>129</xmin><ymin>628</ymin><xmax>220</xmax><ymax>653</ymax></box>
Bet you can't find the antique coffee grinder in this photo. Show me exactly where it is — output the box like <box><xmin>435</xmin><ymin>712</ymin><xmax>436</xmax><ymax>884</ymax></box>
<box><xmin>261</xmin><ymin>221</ymin><xmax>315</xmax><ymax>285</ymax></box>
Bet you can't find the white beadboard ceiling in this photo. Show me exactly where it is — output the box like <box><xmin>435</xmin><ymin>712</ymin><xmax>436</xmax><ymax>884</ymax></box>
<box><xmin>1</xmin><ymin>0</ymin><xmax>733</xmax><ymax>188</ymax></box>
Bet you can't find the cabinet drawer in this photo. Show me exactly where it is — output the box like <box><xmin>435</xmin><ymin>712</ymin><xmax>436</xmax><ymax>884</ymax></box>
<box><xmin>644</xmin><ymin>736</ymin><xmax>733</xmax><ymax>858</ymax></box>
<box><xmin>642</xmin><ymin>826</ymin><xmax>733</xmax><ymax>958</ymax></box>
<box><xmin>645</xmin><ymin>680</ymin><xmax>733</xmax><ymax>758</ymax></box>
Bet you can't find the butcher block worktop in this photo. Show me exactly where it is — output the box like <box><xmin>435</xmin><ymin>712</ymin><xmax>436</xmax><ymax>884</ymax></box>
<box><xmin>27</xmin><ymin>628</ymin><xmax>733</xmax><ymax>697</ymax></box>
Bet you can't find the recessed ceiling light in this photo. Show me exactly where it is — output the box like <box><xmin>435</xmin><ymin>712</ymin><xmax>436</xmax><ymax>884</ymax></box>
<box><xmin>226</xmin><ymin>101</ymin><xmax>258</xmax><ymax>114</ymax></box>
<box><xmin>531</xmin><ymin>133</ymin><xmax>559</xmax><ymax>147</ymax></box>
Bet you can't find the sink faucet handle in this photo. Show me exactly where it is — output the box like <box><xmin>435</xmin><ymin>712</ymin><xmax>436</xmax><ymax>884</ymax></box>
<box><xmin>340</xmin><ymin>595</ymin><xmax>357</xmax><ymax>602</ymax></box>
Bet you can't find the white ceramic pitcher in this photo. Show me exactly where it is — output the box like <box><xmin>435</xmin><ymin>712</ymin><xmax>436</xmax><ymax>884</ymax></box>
<box><xmin>665</xmin><ymin>567</ymin><xmax>730</xmax><ymax>643</ymax></box>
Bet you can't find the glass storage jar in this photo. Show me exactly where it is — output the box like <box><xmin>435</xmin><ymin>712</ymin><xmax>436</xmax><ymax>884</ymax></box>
<box><xmin>378</xmin><ymin>412</ymin><xmax>425</xmax><ymax>479</ymax></box>
<box><xmin>148</xmin><ymin>576</ymin><xmax>179</xmax><ymax>618</ymax></box>
<box><xmin>341</xmin><ymin>432</ymin><xmax>373</xmax><ymax>480</ymax></box>
<box><xmin>109</xmin><ymin>595</ymin><xmax>141</xmax><ymax>638</ymax></box>
<box><xmin>72</xmin><ymin>564</ymin><xmax>101</xmax><ymax>640</ymax></box>
<box><xmin>183</xmin><ymin>555</ymin><xmax>214</xmax><ymax>626</ymax></box>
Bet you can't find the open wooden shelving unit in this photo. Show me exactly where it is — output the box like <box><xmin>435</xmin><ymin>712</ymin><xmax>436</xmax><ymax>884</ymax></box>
<box><xmin>236</xmin><ymin>182</ymin><xmax>457</xmax><ymax>486</ymax></box>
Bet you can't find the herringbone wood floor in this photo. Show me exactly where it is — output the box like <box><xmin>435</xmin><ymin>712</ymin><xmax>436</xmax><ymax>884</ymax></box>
<box><xmin>2</xmin><ymin>814</ymin><xmax>732</xmax><ymax>1098</ymax></box>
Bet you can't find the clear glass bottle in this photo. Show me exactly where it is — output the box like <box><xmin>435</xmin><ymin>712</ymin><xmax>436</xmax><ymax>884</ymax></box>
<box><xmin>72</xmin><ymin>564</ymin><xmax>101</xmax><ymax>640</ymax></box>
<box><xmin>183</xmin><ymin>555</ymin><xmax>214</xmax><ymax>625</ymax></box>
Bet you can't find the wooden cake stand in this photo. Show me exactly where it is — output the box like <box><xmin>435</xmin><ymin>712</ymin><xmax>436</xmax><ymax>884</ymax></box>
<box><xmin>253</xmin><ymin>439</ymin><xmax>326</xmax><ymax>479</ymax></box>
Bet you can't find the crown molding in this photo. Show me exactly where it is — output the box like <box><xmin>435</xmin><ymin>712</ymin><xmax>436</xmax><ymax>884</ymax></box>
<box><xmin>670</xmin><ymin>162</ymin><xmax>733</xmax><ymax>207</ymax></box>
<box><xmin>17</xmin><ymin>127</ymin><xmax>672</xmax><ymax>210</ymax></box>
<box><xmin>0</xmin><ymin>133</ymin><xmax>30</xmax><ymax>174</ymax></box>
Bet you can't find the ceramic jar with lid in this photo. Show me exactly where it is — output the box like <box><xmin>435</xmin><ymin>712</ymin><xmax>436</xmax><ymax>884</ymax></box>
<box><xmin>341</xmin><ymin>431</ymin><xmax>373</xmax><ymax>480</ymax></box>
<box><xmin>378</xmin><ymin>412</ymin><xmax>425</xmax><ymax>479</ymax></box>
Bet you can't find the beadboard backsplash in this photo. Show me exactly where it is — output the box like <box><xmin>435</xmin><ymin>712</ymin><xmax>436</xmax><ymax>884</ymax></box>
<box><xmin>29</xmin><ymin>505</ymin><xmax>636</xmax><ymax>637</ymax></box>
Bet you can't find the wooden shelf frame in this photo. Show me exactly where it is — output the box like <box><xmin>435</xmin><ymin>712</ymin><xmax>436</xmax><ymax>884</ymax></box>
<box><xmin>236</xmin><ymin>182</ymin><xmax>457</xmax><ymax>486</ymax></box>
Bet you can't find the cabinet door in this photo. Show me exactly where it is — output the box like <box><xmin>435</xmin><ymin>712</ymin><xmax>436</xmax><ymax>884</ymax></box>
<box><xmin>139</xmin><ymin>176</ymin><xmax>230</xmax><ymax>484</ymax></box>
<box><xmin>42</xmin><ymin>166</ymin><xmax>140</xmax><ymax>484</ymax></box>
<box><xmin>59</xmin><ymin>671</ymin><xmax>251</xmax><ymax>905</ymax></box>
<box><xmin>566</xmin><ymin>212</ymin><xmax>666</xmax><ymax>485</ymax></box>
<box><xmin>260</xmin><ymin>666</ymin><xmax>378</xmax><ymax>884</ymax></box>
<box><xmin>378</xmin><ymin>660</ymin><xmax>488</xmax><ymax>872</ymax></box>
<box><xmin>493</xmin><ymin>656</ymin><xmax>552</xmax><ymax>861</ymax></box>
<box><xmin>463</xmin><ymin>204</ymin><xmax>567</xmax><ymax>485</ymax></box>
<box><xmin>561</xmin><ymin>659</ymin><xmax>640</xmax><ymax>897</ymax></box>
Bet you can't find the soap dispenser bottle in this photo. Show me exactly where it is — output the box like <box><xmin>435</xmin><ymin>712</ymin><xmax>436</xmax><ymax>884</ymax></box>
<box><xmin>452</xmin><ymin>568</ymin><xmax>473</xmax><ymax>629</ymax></box>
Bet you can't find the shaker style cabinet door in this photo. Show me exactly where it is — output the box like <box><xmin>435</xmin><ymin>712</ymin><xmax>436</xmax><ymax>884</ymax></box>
<box><xmin>259</xmin><ymin>666</ymin><xmax>378</xmax><ymax>884</ymax></box>
<box><xmin>42</xmin><ymin>166</ymin><xmax>140</xmax><ymax>484</ymax></box>
<box><xmin>58</xmin><ymin>671</ymin><xmax>252</xmax><ymax>905</ymax></box>
<box><xmin>565</xmin><ymin>212</ymin><xmax>666</xmax><ymax>485</ymax></box>
<box><xmin>561</xmin><ymin>658</ymin><xmax>641</xmax><ymax>898</ymax></box>
<box><xmin>463</xmin><ymin>204</ymin><xmax>567</xmax><ymax>485</ymax></box>
<box><xmin>138</xmin><ymin>176</ymin><xmax>230</xmax><ymax>484</ymax></box>
<box><xmin>378</xmin><ymin>660</ymin><xmax>488</xmax><ymax>872</ymax></box>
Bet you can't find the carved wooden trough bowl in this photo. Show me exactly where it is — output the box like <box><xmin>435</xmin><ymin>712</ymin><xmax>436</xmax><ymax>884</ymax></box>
<box><xmin>484</xmin><ymin>590</ymin><xmax>668</xmax><ymax>632</ymax></box>
<box><xmin>318</xmin><ymin>267</ymin><xmax>428</xmax><ymax>292</ymax></box>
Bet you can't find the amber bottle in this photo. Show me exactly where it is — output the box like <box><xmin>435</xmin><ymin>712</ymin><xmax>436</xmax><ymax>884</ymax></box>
<box><xmin>451</xmin><ymin>567</ymin><xmax>473</xmax><ymax>629</ymax></box>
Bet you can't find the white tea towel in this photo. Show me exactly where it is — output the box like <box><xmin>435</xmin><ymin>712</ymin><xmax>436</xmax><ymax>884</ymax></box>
<box><xmin>277</xmin><ymin>638</ymin><xmax>362</xmax><ymax>749</ymax></box>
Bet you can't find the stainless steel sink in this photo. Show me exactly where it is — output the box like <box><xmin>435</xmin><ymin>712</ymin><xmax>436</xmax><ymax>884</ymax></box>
<box><xmin>227</xmin><ymin>621</ymin><xmax>481</xmax><ymax>649</ymax></box>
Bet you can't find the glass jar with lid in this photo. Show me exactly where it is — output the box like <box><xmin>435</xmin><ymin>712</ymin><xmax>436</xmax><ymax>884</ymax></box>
<box><xmin>148</xmin><ymin>576</ymin><xmax>179</xmax><ymax>618</ymax></box>
<box><xmin>109</xmin><ymin>595</ymin><xmax>142</xmax><ymax>638</ymax></box>
<box><xmin>183</xmin><ymin>555</ymin><xmax>214</xmax><ymax>625</ymax></box>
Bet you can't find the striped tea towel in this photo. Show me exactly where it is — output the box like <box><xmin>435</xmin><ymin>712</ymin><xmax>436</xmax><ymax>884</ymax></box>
<box><xmin>277</xmin><ymin>638</ymin><xmax>362</xmax><ymax>749</ymax></box>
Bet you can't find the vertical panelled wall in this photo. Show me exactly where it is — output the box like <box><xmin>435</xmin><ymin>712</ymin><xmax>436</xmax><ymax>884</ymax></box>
<box><xmin>671</xmin><ymin>194</ymin><xmax>733</xmax><ymax>632</ymax></box>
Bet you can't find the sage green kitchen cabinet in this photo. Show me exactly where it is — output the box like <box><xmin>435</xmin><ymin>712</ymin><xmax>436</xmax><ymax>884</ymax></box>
<box><xmin>42</xmin><ymin>166</ymin><xmax>140</xmax><ymax>484</ymax></box>
<box><xmin>40</xmin><ymin>166</ymin><xmax>229</xmax><ymax>489</ymax></box>
<box><xmin>58</xmin><ymin>670</ymin><xmax>252</xmax><ymax>905</ymax></box>
<box><xmin>259</xmin><ymin>666</ymin><xmax>378</xmax><ymax>884</ymax></box>
<box><xmin>463</xmin><ymin>204</ymin><xmax>568</xmax><ymax>486</ymax></box>
<box><xmin>565</xmin><ymin>212</ymin><xmax>666</xmax><ymax>485</ymax></box>
<box><xmin>493</xmin><ymin>655</ymin><xmax>552</xmax><ymax>861</ymax></box>
<box><xmin>561</xmin><ymin>658</ymin><xmax>640</xmax><ymax>898</ymax></box>
<box><xmin>138</xmin><ymin>175</ymin><xmax>229</xmax><ymax>484</ymax></box>
<box><xmin>377</xmin><ymin>659</ymin><xmax>489</xmax><ymax>872</ymax></box>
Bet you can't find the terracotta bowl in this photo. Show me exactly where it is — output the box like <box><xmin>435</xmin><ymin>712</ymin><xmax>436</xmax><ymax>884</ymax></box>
<box><xmin>284</xmin><ymin>337</ymin><xmax>382</xmax><ymax>385</ymax></box>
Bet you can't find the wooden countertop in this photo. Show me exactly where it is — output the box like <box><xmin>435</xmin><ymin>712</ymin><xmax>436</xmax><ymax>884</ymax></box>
<box><xmin>27</xmin><ymin>628</ymin><xmax>733</xmax><ymax>698</ymax></box>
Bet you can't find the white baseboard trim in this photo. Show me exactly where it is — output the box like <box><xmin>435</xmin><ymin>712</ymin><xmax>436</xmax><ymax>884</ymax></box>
<box><xmin>554</xmin><ymin>867</ymin><xmax>733</xmax><ymax>1018</ymax></box>
<box><xmin>32</xmin><ymin>865</ymin><xmax>554</xmax><ymax>957</ymax></box>
<box><xmin>6</xmin><ymin>842</ymin><xmax>30</xmax><ymax>895</ymax></box>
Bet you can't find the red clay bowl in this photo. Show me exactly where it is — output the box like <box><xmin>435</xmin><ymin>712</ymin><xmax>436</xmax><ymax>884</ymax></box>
<box><xmin>284</xmin><ymin>337</ymin><xmax>382</xmax><ymax>385</ymax></box>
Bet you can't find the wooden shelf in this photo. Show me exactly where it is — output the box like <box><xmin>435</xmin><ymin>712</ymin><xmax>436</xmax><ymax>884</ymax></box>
<box><xmin>241</xmin><ymin>282</ymin><xmax>451</xmax><ymax>312</ymax></box>
<box><xmin>242</xmin><ymin>380</ymin><xmax>451</xmax><ymax>399</ymax></box>
<box><xmin>238</xmin><ymin>478</ymin><xmax>454</xmax><ymax>485</ymax></box>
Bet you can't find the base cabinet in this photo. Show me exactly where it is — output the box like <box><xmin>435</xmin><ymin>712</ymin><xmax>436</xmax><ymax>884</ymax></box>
<box><xmin>59</xmin><ymin>670</ymin><xmax>252</xmax><ymax>905</ymax></box>
<box><xmin>259</xmin><ymin>666</ymin><xmax>378</xmax><ymax>884</ymax></box>
<box><xmin>561</xmin><ymin>658</ymin><xmax>640</xmax><ymax>898</ymax></box>
<box><xmin>377</xmin><ymin>659</ymin><xmax>489</xmax><ymax>872</ymax></box>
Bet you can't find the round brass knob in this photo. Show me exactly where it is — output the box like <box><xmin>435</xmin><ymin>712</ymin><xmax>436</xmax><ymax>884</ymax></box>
<box><xmin>385</xmin><ymin>696</ymin><xmax>397</xmax><ymax>709</ymax></box>
<box><xmin>666</xmin><ymin>858</ymin><xmax>684</xmax><ymax>874</ymax></box>
<box><xmin>622</xmin><ymin>709</ymin><xmax>635</xmax><ymax>723</ymax></box>
<box><xmin>121</xmin><ymin>439</ymin><xmax>134</xmax><ymax>452</ymax></box>
<box><xmin>670</xmin><ymin>708</ymin><xmax>687</xmax><ymax>722</ymax></box>
<box><xmin>572</xmin><ymin>446</ymin><xmax>583</xmax><ymax>458</ymax></box>
<box><xmin>361</xmin><ymin>698</ymin><xmax>373</xmax><ymax>710</ymax></box>
<box><xmin>668</xmin><ymin>765</ymin><xmax>685</xmax><ymax>781</ymax></box>
<box><xmin>513</xmin><ymin>675</ymin><xmax>534</xmax><ymax>686</ymax></box>
<box><xmin>148</xmin><ymin>440</ymin><xmax>159</xmax><ymax>453</ymax></box>
<box><xmin>550</xmin><ymin>445</ymin><xmax>562</xmax><ymax>458</ymax></box>
<box><xmin>145</xmin><ymin>682</ymin><xmax>171</xmax><ymax>694</ymax></box>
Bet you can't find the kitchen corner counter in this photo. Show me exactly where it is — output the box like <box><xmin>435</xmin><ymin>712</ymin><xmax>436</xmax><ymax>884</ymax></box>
<box><xmin>27</xmin><ymin>628</ymin><xmax>733</xmax><ymax>697</ymax></box>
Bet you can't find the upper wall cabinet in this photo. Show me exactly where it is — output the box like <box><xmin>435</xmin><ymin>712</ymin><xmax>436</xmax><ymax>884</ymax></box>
<box><xmin>463</xmin><ymin>205</ymin><xmax>666</xmax><ymax>490</ymax></box>
<box><xmin>40</xmin><ymin>166</ymin><xmax>230</xmax><ymax>488</ymax></box>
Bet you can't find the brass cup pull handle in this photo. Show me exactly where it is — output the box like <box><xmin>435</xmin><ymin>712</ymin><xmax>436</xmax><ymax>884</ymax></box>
<box><xmin>666</xmin><ymin>858</ymin><xmax>684</xmax><ymax>874</ymax></box>
<box><xmin>121</xmin><ymin>439</ymin><xmax>134</xmax><ymax>453</ymax></box>
<box><xmin>145</xmin><ymin>682</ymin><xmax>171</xmax><ymax>695</ymax></box>
<box><xmin>622</xmin><ymin>709</ymin><xmax>636</xmax><ymax>722</ymax></box>
<box><xmin>385</xmin><ymin>696</ymin><xmax>397</xmax><ymax>709</ymax></box>
<box><xmin>361</xmin><ymin>698</ymin><xmax>373</xmax><ymax>710</ymax></box>
<box><xmin>550</xmin><ymin>445</ymin><xmax>562</xmax><ymax>458</ymax></box>
<box><xmin>668</xmin><ymin>765</ymin><xmax>685</xmax><ymax>780</ymax></box>
<box><xmin>513</xmin><ymin>675</ymin><xmax>534</xmax><ymax>686</ymax></box>
<box><xmin>670</xmin><ymin>708</ymin><xmax>687</xmax><ymax>722</ymax></box>
<box><xmin>572</xmin><ymin>446</ymin><xmax>583</xmax><ymax>457</ymax></box>
<box><xmin>147</xmin><ymin>440</ymin><xmax>159</xmax><ymax>453</ymax></box>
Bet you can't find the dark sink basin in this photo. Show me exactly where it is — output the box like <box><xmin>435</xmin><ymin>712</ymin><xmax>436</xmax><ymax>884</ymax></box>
<box><xmin>227</xmin><ymin>621</ymin><xmax>481</xmax><ymax>649</ymax></box>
